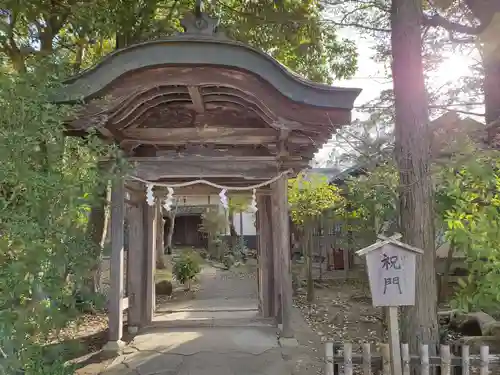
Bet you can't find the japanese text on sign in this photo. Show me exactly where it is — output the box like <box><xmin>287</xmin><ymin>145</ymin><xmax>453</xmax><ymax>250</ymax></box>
<box><xmin>381</xmin><ymin>253</ymin><xmax>402</xmax><ymax>295</ymax></box>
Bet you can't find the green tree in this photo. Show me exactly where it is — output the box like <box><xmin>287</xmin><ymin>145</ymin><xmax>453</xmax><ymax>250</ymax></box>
<box><xmin>288</xmin><ymin>172</ymin><xmax>344</xmax><ymax>302</ymax></box>
<box><xmin>1</xmin><ymin>0</ymin><xmax>358</xmax><ymax>82</ymax></box>
<box><xmin>344</xmin><ymin>133</ymin><xmax>500</xmax><ymax>316</ymax></box>
<box><xmin>0</xmin><ymin>65</ymin><xmax>122</xmax><ymax>374</ymax></box>
<box><xmin>227</xmin><ymin>195</ymin><xmax>251</xmax><ymax>251</ymax></box>
<box><xmin>1</xmin><ymin>0</ymin><xmax>359</xmax><ymax>291</ymax></box>
<box><xmin>435</xmin><ymin>146</ymin><xmax>500</xmax><ymax>313</ymax></box>
<box><xmin>199</xmin><ymin>208</ymin><xmax>229</xmax><ymax>261</ymax></box>
<box><xmin>345</xmin><ymin>162</ymin><xmax>399</xmax><ymax>245</ymax></box>
<box><xmin>424</xmin><ymin>0</ymin><xmax>500</xmax><ymax>130</ymax></box>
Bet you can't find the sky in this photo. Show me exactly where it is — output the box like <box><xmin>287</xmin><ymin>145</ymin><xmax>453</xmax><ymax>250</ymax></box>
<box><xmin>313</xmin><ymin>27</ymin><xmax>481</xmax><ymax>167</ymax></box>
<box><xmin>313</xmin><ymin>29</ymin><xmax>391</xmax><ymax>166</ymax></box>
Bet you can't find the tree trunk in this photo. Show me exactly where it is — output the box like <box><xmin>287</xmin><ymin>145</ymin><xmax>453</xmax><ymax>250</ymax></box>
<box><xmin>85</xmin><ymin>181</ymin><xmax>110</xmax><ymax>294</ymax></box>
<box><xmin>439</xmin><ymin>240</ymin><xmax>456</xmax><ymax>304</ymax></box>
<box><xmin>165</xmin><ymin>209</ymin><xmax>176</xmax><ymax>255</ymax></box>
<box><xmin>373</xmin><ymin>207</ymin><xmax>388</xmax><ymax>336</ymax></box>
<box><xmin>228</xmin><ymin>210</ymin><xmax>238</xmax><ymax>249</ymax></box>
<box><xmin>483</xmin><ymin>49</ymin><xmax>500</xmax><ymax>147</ymax></box>
<box><xmin>84</xmin><ymin>162</ymin><xmax>111</xmax><ymax>294</ymax></box>
<box><xmin>73</xmin><ymin>40</ymin><xmax>85</xmax><ymax>74</ymax></box>
<box><xmin>319</xmin><ymin>219</ymin><xmax>323</xmax><ymax>282</ymax></box>
<box><xmin>7</xmin><ymin>49</ymin><xmax>26</xmax><ymax>73</ymax></box>
<box><xmin>156</xmin><ymin>201</ymin><xmax>166</xmax><ymax>269</ymax></box>
<box><xmin>391</xmin><ymin>0</ymin><xmax>439</xmax><ymax>355</ymax></box>
<box><xmin>484</xmin><ymin>54</ymin><xmax>500</xmax><ymax>127</ymax></box>
<box><xmin>305</xmin><ymin>221</ymin><xmax>314</xmax><ymax>303</ymax></box>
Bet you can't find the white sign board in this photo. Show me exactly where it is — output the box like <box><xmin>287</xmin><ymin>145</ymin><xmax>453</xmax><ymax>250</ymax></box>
<box><xmin>365</xmin><ymin>243</ymin><xmax>416</xmax><ymax>307</ymax></box>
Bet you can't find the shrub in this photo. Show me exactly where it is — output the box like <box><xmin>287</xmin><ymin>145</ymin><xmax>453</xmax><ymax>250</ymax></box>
<box><xmin>155</xmin><ymin>280</ymin><xmax>173</xmax><ymax>296</ymax></box>
<box><xmin>172</xmin><ymin>253</ymin><xmax>201</xmax><ymax>289</ymax></box>
<box><xmin>0</xmin><ymin>65</ymin><xmax>120</xmax><ymax>373</ymax></box>
<box><xmin>222</xmin><ymin>253</ymin><xmax>235</xmax><ymax>270</ymax></box>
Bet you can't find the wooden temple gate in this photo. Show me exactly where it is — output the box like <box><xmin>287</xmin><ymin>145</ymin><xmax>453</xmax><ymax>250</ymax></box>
<box><xmin>54</xmin><ymin>10</ymin><xmax>361</xmax><ymax>350</ymax></box>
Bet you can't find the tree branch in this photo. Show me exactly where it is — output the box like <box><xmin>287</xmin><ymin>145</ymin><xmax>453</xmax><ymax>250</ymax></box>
<box><xmin>423</xmin><ymin>12</ymin><xmax>493</xmax><ymax>35</ymax></box>
<box><xmin>449</xmin><ymin>33</ymin><xmax>476</xmax><ymax>44</ymax></box>
<box><xmin>327</xmin><ymin>20</ymin><xmax>390</xmax><ymax>33</ymax></box>
<box><xmin>441</xmin><ymin>108</ymin><xmax>485</xmax><ymax>117</ymax></box>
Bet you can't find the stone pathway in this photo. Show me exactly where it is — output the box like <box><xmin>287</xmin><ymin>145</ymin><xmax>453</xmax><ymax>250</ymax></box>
<box><xmin>77</xmin><ymin>261</ymin><xmax>323</xmax><ymax>375</ymax></box>
<box><xmin>194</xmin><ymin>262</ymin><xmax>258</xmax><ymax>301</ymax></box>
<box><xmin>99</xmin><ymin>326</ymin><xmax>290</xmax><ymax>375</ymax></box>
<box><xmin>154</xmin><ymin>262</ymin><xmax>260</xmax><ymax>327</ymax></box>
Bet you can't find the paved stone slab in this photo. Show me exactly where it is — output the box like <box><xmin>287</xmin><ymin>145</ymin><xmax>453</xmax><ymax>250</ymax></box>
<box><xmin>134</xmin><ymin>353</ymin><xmax>185</xmax><ymax>375</ymax></box>
<box><xmin>103</xmin><ymin>324</ymin><xmax>289</xmax><ymax>374</ymax></box>
<box><xmin>154</xmin><ymin>309</ymin><xmax>260</xmax><ymax>322</ymax></box>
<box><xmin>156</xmin><ymin>297</ymin><xmax>258</xmax><ymax>313</ymax></box>
<box><xmin>130</xmin><ymin>326</ymin><xmax>280</xmax><ymax>355</ymax></box>
<box><xmin>81</xmin><ymin>262</ymin><xmax>299</xmax><ymax>375</ymax></box>
<box><xmin>224</xmin><ymin>350</ymin><xmax>291</xmax><ymax>375</ymax></box>
<box><xmin>279</xmin><ymin>337</ymin><xmax>299</xmax><ymax>348</ymax></box>
<box><xmin>100</xmin><ymin>363</ymin><xmax>135</xmax><ymax>375</ymax></box>
<box><xmin>172</xmin><ymin>351</ymin><xmax>290</xmax><ymax>375</ymax></box>
<box><xmin>100</xmin><ymin>326</ymin><xmax>290</xmax><ymax>375</ymax></box>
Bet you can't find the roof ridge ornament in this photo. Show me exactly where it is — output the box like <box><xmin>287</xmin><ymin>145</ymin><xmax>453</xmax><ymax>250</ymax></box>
<box><xmin>178</xmin><ymin>0</ymin><xmax>228</xmax><ymax>39</ymax></box>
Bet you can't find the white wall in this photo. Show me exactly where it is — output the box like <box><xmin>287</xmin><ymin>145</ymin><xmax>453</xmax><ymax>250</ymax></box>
<box><xmin>232</xmin><ymin>211</ymin><xmax>256</xmax><ymax>236</ymax></box>
<box><xmin>178</xmin><ymin>195</ymin><xmax>256</xmax><ymax>236</ymax></box>
<box><xmin>178</xmin><ymin>195</ymin><xmax>220</xmax><ymax>206</ymax></box>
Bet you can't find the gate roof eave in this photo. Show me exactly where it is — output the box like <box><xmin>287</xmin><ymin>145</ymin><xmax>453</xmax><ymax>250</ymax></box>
<box><xmin>53</xmin><ymin>36</ymin><xmax>361</xmax><ymax>111</ymax></box>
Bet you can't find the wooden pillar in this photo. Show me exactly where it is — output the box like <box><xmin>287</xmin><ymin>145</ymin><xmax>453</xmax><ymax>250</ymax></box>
<box><xmin>272</xmin><ymin>176</ymin><xmax>293</xmax><ymax>337</ymax></box>
<box><xmin>271</xmin><ymin>187</ymin><xmax>282</xmax><ymax>322</ymax></box>
<box><xmin>257</xmin><ymin>195</ymin><xmax>273</xmax><ymax>317</ymax></box>
<box><xmin>344</xmin><ymin>202</ymin><xmax>353</xmax><ymax>279</ymax></box>
<box><xmin>239</xmin><ymin>211</ymin><xmax>244</xmax><ymax>249</ymax></box>
<box><xmin>143</xmin><ymin>198</ymin><xmax>157</xmax><ymax>324</ymax></box>
<box><xmin>107</xmin><ymin>176</ymin><xmax>125</xmax><ymax>349</ymax></box>
<box><xmin>127</xmin><ymin>192</ymin><xmax>144</xmax><ymax>333</ymax></box>
<box><xmin>256</xmin><ymin>208</ymin><xmax>261</xmax><ymax>313</ymax></box>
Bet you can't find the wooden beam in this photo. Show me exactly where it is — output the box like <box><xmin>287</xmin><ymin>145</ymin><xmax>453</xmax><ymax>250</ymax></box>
<box><xmin>121</xmin><ymin>127</ymin><xmax>312</xmax><ymax>146</ymax></box>
<box><xmin>125</xmin><ymin>198</ymin><xmax>139</xmax><ymax>207</ymax></box>
<box><xmin>151</xmin><ymin>184</ymin><xmax>272</xmax><ymax>197</ymax></box>
<box><xmin>127</xmin><ymin>156</ymin><xmax>281</xmax><ymax>163</ymax></box>
<box><xmin>98</xmin><ymin>127</ymin><xmax>115</xmax><ymax>139</ymax></box>
<box><xmin>280</xmin><ymin>158</ymin><xmax>310</xmax><ymax>170</ymax></box>
<box><xmin>122</xmin><ymin>141</ymin><xmax>141</xmax><ymax>153</ymax></box>
<box><xmin>279</xmin><ymin>129</ymin><xmax>291</xmax><ymax>142</ymax></box>
<box><xmin>187</xmin><ymin>86</ymin><xmax>205</xmax><ymax>113</ymax></box>
<box><xmin>277</xmin><ymin>131</ymin><xmax>289</xmax><ymax>158</ymax></box>
<box><xmin>109</xmin><ymin>177</ymin><xmax>125</xmax><ymax>344</ymax></box>
<box><xmin>155</xmin><ymin>145</ymin><xmax>272</xmax><ymax>158</ymax></box>
<box><xmin>128</xmin><ymin>156</ymin><xmax>280</xmax><ymax>180</ymax></box>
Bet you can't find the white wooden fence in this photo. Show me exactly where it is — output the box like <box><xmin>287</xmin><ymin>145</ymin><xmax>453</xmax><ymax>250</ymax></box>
<box><xmin>325</xmin><ymin>342</ymin><xmax>498</xmax><ymax>375</ymax></box>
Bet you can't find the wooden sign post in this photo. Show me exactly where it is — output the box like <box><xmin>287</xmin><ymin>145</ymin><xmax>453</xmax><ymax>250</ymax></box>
<box><xmin>356</xmin><ymin>233</ymin><xmax>423</xmax><ymax>375</ymax></box>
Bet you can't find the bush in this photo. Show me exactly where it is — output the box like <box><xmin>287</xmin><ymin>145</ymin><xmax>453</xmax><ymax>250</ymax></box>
<box><xmin>0</xmin><ymin>65</ymin><xmax>120</xmax><ymax>373</ymax></box>
<box><xmin>155</xmin><ymin>280</ymin><xmax>173</xmax><ymax>296</ymax></box>
<box><xmin>172</xmin><ymin>253</ymin><xmax>201</xmax><ymax>290</ymax></box>
<box><xmin>222</xmin><ymin>253</ymin><xmax>235</xmax><ymax>270</ymax></box>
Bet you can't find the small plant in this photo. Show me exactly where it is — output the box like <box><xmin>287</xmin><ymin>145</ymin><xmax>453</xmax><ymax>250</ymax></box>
<box><xmin>172</xmin><ymin>253</ymin><xmax>201</xmax><ymax>290</ymax></box>
<box><xmin>232</xmin><ymin>239</ymin><xmax>248</xmax><ymax>263</ymax></box>
<box><xmin>222</xmin><ymin>253</ymin><xmax>235</xmax><ymax>270</ymax></box>
<box><xmin>199</xmin><ymin>209</ymin><xmax>229</xmax><ymax>259</ymax></box>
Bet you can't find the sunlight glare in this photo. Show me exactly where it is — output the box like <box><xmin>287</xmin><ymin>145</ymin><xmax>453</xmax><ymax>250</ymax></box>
<box><xmin>429</xmin><ymin>52</ymin><xmax>476</xmax><ymax>87</ymax></box>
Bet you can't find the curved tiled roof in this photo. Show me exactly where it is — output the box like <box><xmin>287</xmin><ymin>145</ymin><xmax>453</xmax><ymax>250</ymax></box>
<box><xmin>54</xmin><ymin>36</ymin><xmax>361</xmax><ymax>109</ymax></box>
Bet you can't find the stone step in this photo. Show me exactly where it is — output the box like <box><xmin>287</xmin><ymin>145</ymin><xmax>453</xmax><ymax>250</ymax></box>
<box><xmin>145</xmin><ymin>311</ymin><xmax>276</xmax><ymax>330</ymax></box>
